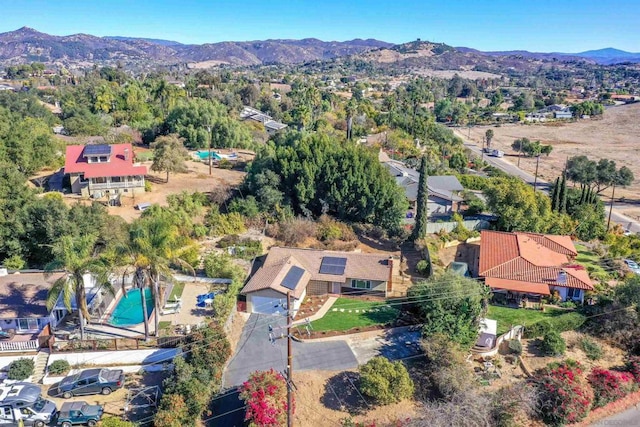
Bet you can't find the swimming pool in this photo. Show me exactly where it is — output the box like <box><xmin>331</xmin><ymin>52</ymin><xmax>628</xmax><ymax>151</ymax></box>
<box><xmin>196</xmin><ymin>150</ymin><xmax>222</xmax><ymax>160</ymax></box>
<box><xmin>108</xmin><ymin>288</ymin><xmax>154</xmax><ymax>327</ymax></box>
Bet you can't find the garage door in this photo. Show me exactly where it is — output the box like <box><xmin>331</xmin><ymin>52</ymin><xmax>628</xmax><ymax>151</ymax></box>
<box><xmin>250</xmin><ymin>295</ymin><xmax>285</xmax><ymax>315</ymax></box>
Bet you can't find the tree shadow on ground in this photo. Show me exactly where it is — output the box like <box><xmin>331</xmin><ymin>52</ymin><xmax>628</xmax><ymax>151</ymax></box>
<box><xmin>321</xmin><ymin>371</ymin><xmax>370</xmax><ymax>415</ymax></box>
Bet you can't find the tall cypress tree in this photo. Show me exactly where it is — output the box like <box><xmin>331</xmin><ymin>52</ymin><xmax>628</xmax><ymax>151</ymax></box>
<box><xmin>559</xmin><ymin>173</ymin><xmax>567</xmax><ymax>213</ymax></box>
<box><xmin>411</xmin><ymin>156</ymin><xmax>429</xmax><ymax>241</ymax></box>
<box><xmin>551</xmin><ymin>177</ymin><xmax>560</xmax><ymax>211</ymax></box>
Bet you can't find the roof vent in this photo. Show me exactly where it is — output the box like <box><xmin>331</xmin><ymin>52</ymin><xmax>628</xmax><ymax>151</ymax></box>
<box><xmin>124</xmin><ymin>148</ymin><xmax>130</xmax><ymax>161</ymax></box>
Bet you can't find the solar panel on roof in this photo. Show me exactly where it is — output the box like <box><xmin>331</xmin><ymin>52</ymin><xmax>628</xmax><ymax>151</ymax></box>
<box><xmin>83</xmin><ymin>144</ymin><xmax>112</xmax><ymax>156</ymax></box>
<box><xmin>319</xmin><ymin>257</ymin><xmax>347</xmax><ymax>275</ymax></box>
<box><xmin>282</xmin><ymin>266</ymin><xmax>306</xmax><ymax>290</ymax></box>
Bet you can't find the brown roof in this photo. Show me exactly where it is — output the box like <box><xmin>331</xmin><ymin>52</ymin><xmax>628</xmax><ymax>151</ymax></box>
<box><xmin>0</xmin><ymin>273</ymin><xmax>63</xmax><ymax>318</ymax></box>
<box><xmin>241</xmin><ymin>247</ymin><xmax>392</xmax><ymax>296</ymax></box>
<box><xmin>241</xmin><ymin>256</ymin><xmax>310</xmax><ymax>299</ymax></box>
<box><xmin>479</xmin><ymin>231</ymin><xmax>592</xmax><ymax>291</ymax></box>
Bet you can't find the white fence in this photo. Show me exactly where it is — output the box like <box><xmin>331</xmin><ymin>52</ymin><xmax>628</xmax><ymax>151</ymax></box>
<box><xmin>0</xmin><ymin>340</ymin><xmax>38</xmax><ymax>352</ymax></box>
<box><xmin>47</xmin><ymin>348</ymin><xmax>180</xmax><ymax>367</ymax></box>
<box><xmin>471</xmin><ymin>325</ymin><xmax>524</xmax><ymax>357</ymax></box>
<box><xmin>426</xmin><ymin>219</ymin><xmax>490</xmax><ymax>234</ymax></box>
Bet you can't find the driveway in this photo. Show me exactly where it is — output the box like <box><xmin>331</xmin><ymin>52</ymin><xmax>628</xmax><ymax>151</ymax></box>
<box><xmin>223</xmin><ymin>314</ymin><xmax>359</xmax><ymax>387</ymax></box>
<box><xmin>345</xmin><ymin>328</ymin><xmax>422</xmax><ymax>364</ymax></box>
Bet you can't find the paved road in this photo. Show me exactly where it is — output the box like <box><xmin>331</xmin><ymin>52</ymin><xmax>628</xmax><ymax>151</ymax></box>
<box><xmin>222</xmin><ymin>314</ymin><xmax>359</xmax><ymax>387</ymax></box>
<box><xmin>589</xmin><ymin>405</ymin><xmax>640</xmax><ymax>426</ymax></box>
<box><xmin>464</xmin><ymin>141</ymin><xmax>640</xmax><ymax>234</ymax></box>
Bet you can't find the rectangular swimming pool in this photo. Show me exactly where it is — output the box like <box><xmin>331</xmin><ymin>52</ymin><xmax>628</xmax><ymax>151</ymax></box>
<box><xmin>108</xmin><ymin>288</ymin><xmax>154</xmax><ymax>327</ymax></box>
<box><xmin>196</xmin><ymin>150</ymin><xmax>222</xmax><ymax>160</ymax></box>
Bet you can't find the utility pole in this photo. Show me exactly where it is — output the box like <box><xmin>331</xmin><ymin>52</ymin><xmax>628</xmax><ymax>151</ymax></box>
<box><xmin>607</xmin><ymin>181</ymin><xmax>617</xmax><ymax>229</ymax></box>
<box><xmin>286</xmin><ymin>292</ymin><xmax>293</xmax><ymax>427</ymax></box>
<box><xmin>533</xmin><ymin>154</ymin><xmax>541</xmax><ymax>191</ymax></box>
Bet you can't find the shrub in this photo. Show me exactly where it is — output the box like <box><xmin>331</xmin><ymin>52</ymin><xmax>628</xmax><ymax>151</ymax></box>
<box><xmin>206</xmin><ymin>208</ymin><xmax>246</xmax><ymax>236</ymax></box>
<box><xmin>203</xmin><ymin>252</ymin><xmax>243</xmax><ymax>280</ymax></box>
<box><xmin>218</xmin><ymin>159</ymin><xmax>233</xmax><ymax>169</ymax></box>
<box><xmin>101</xmin><ymin>417</ymin><xmax>136</xmax><ymax>427</ymax></box>
<box><xmin>580</xmin><ymin>337</ymin><xmax>604</xmax><ymax>361</ymax></box>
<box><xmin>7</xmin><ymin>358</ymin><xmax>35</xmax><ymax>380</ymax></box>
<box><xmin>2</xmin><ymin>254</ymin><xmax>25</xmax><ymax>270</ymax></box>
<box><xmin>416</xmin><ymin>259</ymin><xmax>430</xmax><ymax>275</ymax></box>
<box><xmin>541</xmin><ymin>331</ymin><xmax>566</xmax><ymax>356</ymax></box>
<box><xmin>48</xmin><ymin>359</ymin><xmax>70</xmax><ymax>375</ymax></box>
<box><xmin>270</xmin><ymin>217</ymin><xmax>317</xmax><ymax>246</ymax></box>
<box><xmin>144</xmin><ymin>180</ymin><xmax>152</xmax><ymax>192</ymax></box>
<box><xmin>359</xmin><ymin>356</ymin><xmax>414</xmax><ymax>404</ymax></box>
<box><xmin>588</xmin><ymin>367</ymin><xmax>636</xmax><ymax>408</ymax></box>
<box><xmin>625</xmin><ymin>355</ymin><xmax>640</xmax><ymax>383</ymax></box>
<box><xmin>217</xmin><ymin>235</ymin><xmax>262</xmax><ymax>259</ymax></box>
<box><xmin>422</xmin><ymin>334</ymin><xmax>473</xmax><ymax>399</ymax></box>
<box><xmin>536</xmin><ymin>361</ymin><xmax>593</xmax><ymax>425</ymax></box>
<box><xmin>240</xmin><ymin>369</ymin><xmax>291</xmax><ymax>427</ymax></box>
<box><xmin>508</xmin><ymin>339</ymin><xmax>522</xmax><ymax>355</ymax></box>
<box><xmin>316</xmin><ymin>215</ymin><xmax>356</xmax><ymax>242</ymax></box>
<box><xmin>559</xmin><ymin>300</ymin><xmax>577</xmax><ymax>309</ymax></box>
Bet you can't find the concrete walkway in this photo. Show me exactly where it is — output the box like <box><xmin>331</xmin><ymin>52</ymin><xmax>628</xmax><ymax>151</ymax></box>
<box><xmin>292</xmin><ymin>296</ymin><xmax>338</xmax><ymax>325</ymax></box>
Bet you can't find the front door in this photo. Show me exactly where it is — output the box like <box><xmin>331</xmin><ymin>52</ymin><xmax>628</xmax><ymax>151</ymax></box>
<box><xmin>331</xmin><ymin>283</ymin><xmax>341</xmax><ymax>294</ymax></box>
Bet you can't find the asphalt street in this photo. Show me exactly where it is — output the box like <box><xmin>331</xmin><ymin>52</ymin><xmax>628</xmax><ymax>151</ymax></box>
<box><xmin>464</xmin><ymin>141</ymin><xmax>640</xmax><ymax>234</ymax></box>
<box><xmin>589</xmin><ymin>404</ymin><xmax>640</xmax><ymax>426</ymax></box>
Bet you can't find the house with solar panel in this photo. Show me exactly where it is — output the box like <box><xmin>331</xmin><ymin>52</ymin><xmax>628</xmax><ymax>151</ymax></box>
<box><xmin>240</xmin><ymin>247</ymin><xmax>394</xmax><ymax>315</ymax></box>
<box><xmin>64</xmin><ymin>144</ymin><xmax>147</xmax><ymax>198</ymax></box>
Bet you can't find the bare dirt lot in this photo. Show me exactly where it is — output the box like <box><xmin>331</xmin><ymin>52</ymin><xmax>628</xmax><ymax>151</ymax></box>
<box><xmin>293</xmin><ymin>370</ymin><xmax>419</xmax><ymax>426</ymax></box>
<box><xmin>63</xmin><ymin>158</ymin><xmax>246</xmax><ymax>222</ymax></box>
<box><xmin>464</xmin><ymin>103</ymin><xmax>640</xmax><ymax>205</ymax></box>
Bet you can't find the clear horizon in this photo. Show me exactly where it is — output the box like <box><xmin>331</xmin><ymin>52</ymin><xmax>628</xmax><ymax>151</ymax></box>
<box><xmin>1</xmin><ymin>0</ymin><xmax>638</xmax><ymax>53</ymax></box>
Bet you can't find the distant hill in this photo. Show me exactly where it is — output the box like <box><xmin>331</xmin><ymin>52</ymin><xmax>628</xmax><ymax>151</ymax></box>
<box><xmin>456</xmin><ymin>46</ymin><xmax>640</xmax><ymax>65</ymax></box>
<box><xmin>105</xmin><ymin>36</ymin><xmax>184</xmax><ymax>47</ymax></box>
<box><xmin>0</xmin><ymin>27</ymin><xmax>392</xmax><ymax>66</ymax></box>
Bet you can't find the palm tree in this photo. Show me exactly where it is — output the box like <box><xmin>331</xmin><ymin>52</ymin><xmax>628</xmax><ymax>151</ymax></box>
<box><xmin>45</xmin><ymin>235</ymin><xmax>113</xmax><ymax>340</ymax></box>
<box><xmin>120</xmin><ymin>215</ymin><xmax>194</xmax><ymax>338</ymax></box>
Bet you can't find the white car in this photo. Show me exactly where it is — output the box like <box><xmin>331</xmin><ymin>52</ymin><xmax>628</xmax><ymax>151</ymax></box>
<box><xmin>624</xmin><ymin>259</ymin><xmax>640</xmax><ymax>274</ymax></box>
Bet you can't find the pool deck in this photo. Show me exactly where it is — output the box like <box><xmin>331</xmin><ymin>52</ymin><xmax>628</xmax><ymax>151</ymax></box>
<box><xmin>86</xmin><ymin>282</ymin><xmax>215</xmax><ymax>339</ymax></box>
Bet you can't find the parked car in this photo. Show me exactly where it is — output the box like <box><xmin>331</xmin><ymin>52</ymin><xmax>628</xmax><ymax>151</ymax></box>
<box><xmin>57</xmin><ymin>368</ymin><xmax>125</xmax><ymax>398</ymax></box>
<box><xmin>624</xmin><ymin>259</ymin><xmax>640</xmax><ymax>274</ymax></box>
<box><xmin>53</xmin><ymin>401</ymin><xmax>103</xmax><ymax>427</ymax></box>
<box><xmin>489</xmin><ymin>149</ymin><xmax>504</xmax><ymax>158</ymax></box>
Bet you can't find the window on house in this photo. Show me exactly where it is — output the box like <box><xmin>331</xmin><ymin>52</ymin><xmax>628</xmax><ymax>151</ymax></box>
<box><xmin>351</xmin><ymin>279</ymin><xmax>371</xmax><ymax>289</ymax></box>
<box><xmin>17</xmin><ymin>318</ymin><xmax>38</xmax><ymax>330</ymax></box>
<box><xmin>567</xmin><ymin>288</ymin><xmax>581</xmax><ymax>300</ymax></box>
<box><xmin>93</xmin><ymin>177</ymin><xmax>106</xmax><ymax>184</ymax></box>
<box><xmin>111</xmin><ymin>176</ymin><xmax>121</xmax><ymax>183</ymax></box>
<box><xmin>99</xmin><ymin>156</ymin><xmax>108</xmax><ymax>162</ymax></box>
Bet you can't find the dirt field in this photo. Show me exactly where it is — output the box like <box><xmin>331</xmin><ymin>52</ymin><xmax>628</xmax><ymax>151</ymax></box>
<box><xmin>463</xmin><ymin>103</ymin><xmax>640</xmax><ymax>204</ymax></box>
<box><xmin>63</xmin><ymin>159</ymin><xmax>246</xmax><ymax>222</ymax></box>
<box><xmin>292</xmin><ymin>370</ymin><xmax>419</xmax><ymax>426</ymax></box>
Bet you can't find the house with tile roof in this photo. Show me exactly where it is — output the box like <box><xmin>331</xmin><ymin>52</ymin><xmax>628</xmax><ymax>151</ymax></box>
<box><xmin>64</xmin><ymin>143</ymin><xmax>147</xmax><ymax>198</ymax></box>
<box><xmin>478</xmin><ymin>230</ymin><xmax>593</xmax><ymax>305</ymax></box>
<box><xmin>379</xmin><ymin>152</ymin><xmax>464</xmax><ymax>220</ymax></box>
<box><xmin>240</xmin><ymin>247</ymin><xmax>394</xmax><ymax>315</ymax></box>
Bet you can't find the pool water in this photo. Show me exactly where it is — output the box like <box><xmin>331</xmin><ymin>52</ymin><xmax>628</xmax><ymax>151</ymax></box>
<box><xmin>109</xmin><ymin>288</ymin><xmax>154</xmax><ymax>326</ymax></box>
<box><xmin>196</xmin><ymin>150</ymin><xmax>222</xmax><ymax>160</ymax></box>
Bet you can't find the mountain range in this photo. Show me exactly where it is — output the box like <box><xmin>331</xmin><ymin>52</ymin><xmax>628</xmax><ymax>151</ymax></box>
<box><xmin>0</xmin><ymin>27</ymin><xmax>638</xmax><ymax>68</ymax></box>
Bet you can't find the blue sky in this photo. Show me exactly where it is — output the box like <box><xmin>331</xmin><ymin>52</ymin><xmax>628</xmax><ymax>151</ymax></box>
<box><xmin>1</xmin><ymin>0</ymin><xmax>638</xmax><ymax>52</ymax></box>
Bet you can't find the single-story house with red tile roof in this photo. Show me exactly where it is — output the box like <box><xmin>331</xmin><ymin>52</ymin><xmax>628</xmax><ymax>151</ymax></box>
<box><xmin>478</xmin><ymin>230</ymin><xmax>593</xmax><ymax>304</ymax></box>
<box><xmin>241</xmin><ymin>247</ymin><xmax>394</xmax><ymax>315</ymax></box>
<box><xmin>64</xmin><ymin>143</ymin><xmax>147</xmax><ymax>198</ymax></box>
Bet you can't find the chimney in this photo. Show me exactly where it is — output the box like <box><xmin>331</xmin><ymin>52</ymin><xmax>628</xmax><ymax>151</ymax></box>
<box><xmin>557</xmin><ymin>271</ymin><xmax>567</xmax><ymax>285</ymax></box>
<box><xmin>124</xmin><ymin>148</ymin><xmax>130</xmax><ymax>161</ymax></box>
<box><xmin>387</xmin><ymin>257</ymin><xmax>394</xmax><ymax>295</ymax></box>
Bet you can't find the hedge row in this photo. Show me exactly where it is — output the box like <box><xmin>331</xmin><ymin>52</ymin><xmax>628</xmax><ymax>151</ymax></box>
<box><xmin>524</xmin><ymin>312</ymin><xmax>586</xmax><ymax>338</ymax></box>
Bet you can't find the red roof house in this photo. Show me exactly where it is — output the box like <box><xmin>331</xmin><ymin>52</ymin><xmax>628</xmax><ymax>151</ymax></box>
<box><xmin>478</xmin><ymin>230</ymin><xmax>593</xmax><ymax>304</ymax></box>
<box><xmin>64</xmin><ymin>144</ymin><xmax>147</xmax><ymax>198</ymax></box>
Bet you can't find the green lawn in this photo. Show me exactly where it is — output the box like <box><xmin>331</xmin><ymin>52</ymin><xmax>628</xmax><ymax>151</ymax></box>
<box><xmin>310</xmin><ymin>298</ymin><xmax>399</xmax><ymax>332</ymax></box>
<box><xmin>168</xmin><ymin>282</ymin><xmax>185</xmax><ymax>301</ymax></box>
<box><xmin>487</xmin><ymin>305</ymin><xmax>578</xmax><ymax>335</ymax></box>
<box><xmin>574</xmin><ymin>243</ymin><xmax>609</xmax><ymax>277</ymax></box>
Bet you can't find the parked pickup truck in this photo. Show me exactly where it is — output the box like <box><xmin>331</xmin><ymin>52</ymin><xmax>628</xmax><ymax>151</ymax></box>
<box><xmin>57</xmin><ymin>368</ymin><xmax>125</xmax><ymax>398</ymax></box>
<box><xmin>53</xmin><ymin>401</ymin><xmax>103</xmax><ymax>427</ymax></box>
<box><xmin>0</xmin><ymin>382</ymin><xmax>57</xmax><ymax>427</ymax></box>
<box><xmin>489</xmin><ymin>149</ymin><xmax>504</xmax><ymax>158</ymax></box>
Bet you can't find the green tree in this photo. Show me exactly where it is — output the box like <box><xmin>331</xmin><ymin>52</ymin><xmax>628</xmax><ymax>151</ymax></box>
<box><xmin>119</xmin><ymin>215</ymin><xmax>194</xmax><ymax>338</ymax></box>
<box><xmin>411</xmin><ymin>156</ymin><xmax>429</xmax><ymax>241</ymax></box>
<box><xmin>408</xmin><ymin>271</ymin><xmax>488</xmax><ymax>347</ymax></box>
<box><xmin>485</xmin><ymin>129</ymin><xmax>494</xmax><ymax>150</ymax></box>
<box><xmin>559</xmin><ymin>173</ymin><xmax>568</xmax><ymax>214</ymax></box>
<box><xmin>151</xmin><ymin>134</ymin><xmax>189</xmax><ymax>182</ymax></box>
<box><xmin>359</xmin><ymin>356</ymin><xmax>414</xmax><ymax>404</ymax></box>
<box><xmin>45</xmin><ymin>235</ymin><xmax>113</xmax><ymax>340</ymax></box>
